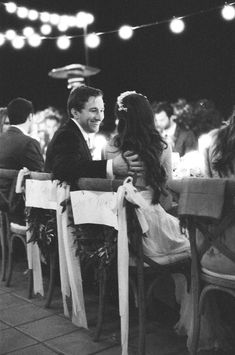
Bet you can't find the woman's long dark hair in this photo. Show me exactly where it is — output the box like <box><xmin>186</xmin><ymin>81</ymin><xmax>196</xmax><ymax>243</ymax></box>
<box><xmin>212</xmin><ymin>114</ymin><xmax>235</xmax><ymax>176</ymax></box>
<box><xmin>114</xmin><ymin>92</ymin><xmax>167</xmax><ymax>204</ymax></box>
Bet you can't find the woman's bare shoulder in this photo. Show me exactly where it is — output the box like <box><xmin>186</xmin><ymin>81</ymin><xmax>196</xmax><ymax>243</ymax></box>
<box><xmin>103</xmin><ymin>138</ymin><xmax>120</xmax><ymax>159</ymax></box>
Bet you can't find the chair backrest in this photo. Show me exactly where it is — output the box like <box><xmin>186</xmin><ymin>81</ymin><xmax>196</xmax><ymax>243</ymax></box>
<box><xmin>30</xmin><ymin>172</ymin><xmax>52</xmax><ymax>180</ymax></box>
<box><xmin>168</xmin><ymin>178</ymin><xmax>235</xmax><ymax>281</ymax></box>
<box><xmin>0</xmin><ymin>168</ymin><xmax>19</xmax><ymax>213</ymax></box>
<box><xmin>77</xmin><ymin>178</ymin><xmax>123</xmax><ymax>192</ymax></box>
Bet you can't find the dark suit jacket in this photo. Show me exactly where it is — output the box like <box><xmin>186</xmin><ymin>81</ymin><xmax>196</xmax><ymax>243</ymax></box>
<box><xmin>45</xmin><ymin>119</ymin><xmax>107</xmax><ymax>187</ymax></box>
<box><xmin>0</xmin><ymin>126</ymin><xmax>44</xmax><ymax>224</ymax></box>
<box><xmin>0</xmin><ymin>127</ymin><xmax>44</xmax><ymax>173</ymax></box>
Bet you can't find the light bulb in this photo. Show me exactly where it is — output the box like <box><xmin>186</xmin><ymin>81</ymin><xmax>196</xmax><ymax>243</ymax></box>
<box><xmin>50</xmin><ymin>13</ymin><xmax>60</xmax><ymax>26</ymax></box>
<box><xmin>28</xmin><ymin>34</ymin><xmax>42</xmax><ymax>47</ymax></box>
<box><xmin>5</xmin><ymin>29</ymin><xmax>16</xmax><ymax>40</ymax></box>
<box><xmin>28</xmin><ymin>9</ymin><xmax>38</xmax><ymax>21</ymax></box>
<box><xmin>85</xmin><ymin>33</ymin><xmax>100</xmax><ymax>48</ymax></box>
<box><xmin>40</xmin><ymin>12</ymin><xmax>50</xmax><ymax>23</ymax></box>
<box><xmin>118</xmin><ymin>25</ymin><xmax>133</xmax><ymax>39</ymax></box>
<box><xmin>169</xmin><ymin>18</ymin><xmax>185</xmax><ymax>34</ymax></box>
<box><xmin>56</xmin><ymin>36</ymin><xmax>71</xmax><ymax>50</ymax></box>
<box><xmin>86</xmin><ymin>13</ymin><xmax>94</xmax><ymax>25</ymax></box>
<box><xmin>17</xmin><ymin>7</ymin><xmax>28</xmax><ymax>19</ymax></box>
<box><xmin>76</xmin><ymin>12</ymin><xmax>89</xmax><ymax>28</ymax></box>
<box><xmin>12</xmin><ymin>36</ymin><xmax>25</xmax><ymax>49</ymax></box>
<box><xmin>5</xmin><ymin>2</ymin><xmax>17</xmax><ymax>13</ymax></box>
<box><xmin>221</xmin><ymin>5</ymin><xmax>235</xmax><ymax>21</ymax></box>
<box><xmin>23</xmin><ymin>27</ymin><xmax>34</xmax><ymax>37</ymax></box>
<box><xmin>40</xmin><ymin>24</ymin><xmax>52</xmax><ymax>35</ymax></box>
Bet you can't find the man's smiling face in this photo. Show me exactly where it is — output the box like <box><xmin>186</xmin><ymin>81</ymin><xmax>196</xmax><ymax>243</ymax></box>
<box><xmin>74</xmin><ymin>95</ymin><xmax>105</xmax><ymax>134</ymax></box>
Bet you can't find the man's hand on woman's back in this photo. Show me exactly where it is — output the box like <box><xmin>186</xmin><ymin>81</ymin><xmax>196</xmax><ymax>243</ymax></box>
<box><xmin>112</xmin><ymin>150</ymin><xmax>144</xmax><ymax>177</ymax></box>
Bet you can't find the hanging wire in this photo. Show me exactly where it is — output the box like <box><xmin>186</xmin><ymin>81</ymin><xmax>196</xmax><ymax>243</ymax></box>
<box><xmin>0</xmin><ymin>1</ymin><xmax>234</xmax><ymax>42</ymax></box>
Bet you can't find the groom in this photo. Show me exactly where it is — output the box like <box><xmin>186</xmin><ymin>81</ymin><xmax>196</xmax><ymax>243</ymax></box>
<box><xmin>45</xmin><ymin>86</ymin><xmax>143</xmax><ymax>188</ymax></box>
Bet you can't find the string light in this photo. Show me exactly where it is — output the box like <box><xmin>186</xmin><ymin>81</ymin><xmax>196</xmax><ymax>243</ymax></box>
<box><xmin>3</xmin><ymin>3</ymin><xmax>95</xmax><ymax>31</ymax></box>
<box><xmin>28</xmin><ymin>9</ymin><xmax>39</xmax><ymax>21</ymax></box>
<box><xmin>17</xmin><ymin>6</ymin><xmax>28</xmax><ymax>19</ymax></box>
<box><xmin>56</xmin><ymin>35</ymin><xmax>71</xmax><ymax>50</ymax></box>
<box><xmin>5</xmin><ymin>29</ymin><xmax>16</xmax><ymax>40</ymax></box>
<box><xmin>85</xmin><ymin>33</ymin><xmax>100</xmax><ymax>48</ymax></box>
<box><xmin>58</xmin><ymin>22</ymin><xmax>69</xmax><ymax>32</ymax></box>
<box><xmin>28</xmin><ymin>33</ymin><xmax>42</xmax><ymax>47</ymax></box>
<box><xmin>40</xmin><ymin>12</ymin><xmax>50</xmax><ymax>23</ymax></box>
<box><xmin>76</xmin><ymin>11</ymin><xmax>94</xmax><ymax>28</ymax></box>
<box><xmin>169</xmin><ymin>18</ymin><xmax>185</xmax><ymax>34</ymax></box>
<box><xmin>40</xmin><ymin>24</ymin><xmax>52</xmax><ymax>35</ymax></box>
<box><xmin>118</xmin><ymin>25</ymin><xmax>133</xmax><ymax>39</ymax></box>
<box><xmin>221</xmin><ymin>4</ymin><xmax>235</xmax><ymax>20</ymax></box>
<box><xmin>0</xmin><ymin>1</ymin><xmax>235</xmax><ymax>51</ymax></box>
<box><xmin>49</xmin><ymin>13</ymin><xmax>60</xmax><ymax>26</ymax></box>
<box><xmin>11</xmin><ymin>36</ymin><xmax>25</xmax><ymax>49</ymax></box>
<box><xmin>22</xmin><ymin>27</ymin><xmax>34</xmax><ymax>37</ymax></box>
<box><xmin>5</xmin><ymin>2</ymin><xmax>16</xmax><ymax>13</ymax></box>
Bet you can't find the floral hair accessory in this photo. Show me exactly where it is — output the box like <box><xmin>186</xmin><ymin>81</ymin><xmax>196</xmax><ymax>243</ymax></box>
<box><xmin>117</xmin><ymin>90</ymin><xmax>137</xmax><ymax>112</ymax></box>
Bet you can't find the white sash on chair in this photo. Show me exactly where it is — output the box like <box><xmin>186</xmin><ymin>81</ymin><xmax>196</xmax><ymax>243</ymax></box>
<box><xmin>56</xmin><ymin>182</ymin><xmax>87</xmax><ymax>328</ymax></box>
<box><xmin>116</xmin><ymin>177</ymin><xmax>149</xmax><ymax>355</ymax></box>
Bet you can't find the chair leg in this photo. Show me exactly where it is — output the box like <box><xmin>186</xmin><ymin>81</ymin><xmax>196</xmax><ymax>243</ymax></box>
<box><xmin>93</xmin><ymin>267</ymin><xmax>107</xmax><ymax>342</ymax></box>
<box><xmin>45</xmin><ymin>250</ymin><xmax>57</xmax><ymax>308</ymax></box>
<box><xmin>0</xmin><ymin>222</ymin><xmax>7</xmax><ymax>281</ymax></box>
<box><xmin>5</xmin><ymin>236</ymin><xmax>13</xmax><ymax>287</ymax></box>
<box><xmin>27</xmin><ymin>269</ymin><xmax>33</xmax><ymax>299</ymax></box>
<box><xmin>129</xmin><ymin>272</ymin><xmax>138</xmax><ymax>308</ymax></box>
<box><xmin>136</xmin><ymin>257</ymin><xmax>146</xmax><ymax>355</ymax></box>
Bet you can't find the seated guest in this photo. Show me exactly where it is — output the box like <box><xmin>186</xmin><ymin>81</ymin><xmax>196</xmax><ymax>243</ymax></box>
<box><xmin>45</xmin><ymin>86</ymin><xmax>143</xmax><ymax>188</ymax></box>
<box><xmin>103</xmin><ymin>90</ymin><xmax>190</xmax><ymax>263</ymax></box>
<box><xmin>190</xmin><ymin>99</ymin><xmax>222</xmax><ymax>142</ymax></box>
<box><xmin>188</xmin><ymin>109</ymin><xmax>235</xmax><ymax>352</ymax></box>
<box><xmin>203</xmin><ymin>111</ymin><xmax>235</xmax><ymax>178</ymax></box>
<box><xmin>0</xmin><ymin>98</ymin><xmax>44</xmax><ymax>223</ymax></box>
<box><xmin>200</xmin><ymin>109</ymin><xmax>235</xmax><ymax>274</ymax></box>
<box><xmin>153</xmin><ymin>101</ymin><xmax>197</xmax><ymax>157</ymax></box>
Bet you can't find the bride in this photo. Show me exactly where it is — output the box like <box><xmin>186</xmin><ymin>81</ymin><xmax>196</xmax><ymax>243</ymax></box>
<box><xmin>103</xmin><ymin>91</ymin><xmax>232</xmax><ymax>352</ymax></box>
<box><xmin>103</xmin><ymin>91</ymin><xmax>190</xmax><ymax>263</ymax></box>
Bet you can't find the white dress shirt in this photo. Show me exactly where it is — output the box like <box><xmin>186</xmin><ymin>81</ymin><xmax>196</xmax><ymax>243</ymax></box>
<box><xmin>71</xmin><ymin>119</ymin><xmax>113</xmax><ymax>178</ymax></box>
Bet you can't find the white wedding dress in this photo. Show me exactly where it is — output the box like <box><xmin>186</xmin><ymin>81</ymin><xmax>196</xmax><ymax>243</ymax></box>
<box><xmin>103</xmin><ymin>141</ymin><xmax>190</xmax><ymax>262</ymax></box>
<box><xmin>104</xmin><ymin>140</ymin><xmax>229</xmax><ymax>351</ymax></box>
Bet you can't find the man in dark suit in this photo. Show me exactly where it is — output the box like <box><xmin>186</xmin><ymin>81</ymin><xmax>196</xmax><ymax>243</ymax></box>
<box><xmin>153</xmin><ymin>101</ymin><xmax>197</xmax><ymax>157</ymax></box>
<box><xmin>45</xmin><ymin>86</ymin><xmax>143</xmax><ymax>188</ymax></box>
<box><xmin>0</xmin><ymin>97</ymin><xmax>44</xmax><ymax>223</ymax></box>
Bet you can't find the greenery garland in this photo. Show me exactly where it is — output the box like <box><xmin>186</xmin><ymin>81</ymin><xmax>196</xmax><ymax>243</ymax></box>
<box><xmin>26</xmin><ymin>201</ymin><xmax>117</xmax><ymax>273</ymax></box>
<box><xmin>26</xmin><ymin>207</ymin><xmax>57</xmax><ymax>259</ymax></box>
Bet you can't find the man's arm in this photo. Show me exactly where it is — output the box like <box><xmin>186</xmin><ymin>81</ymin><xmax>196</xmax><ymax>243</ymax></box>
<box><xmin>47</xmin><ymin>130</ymin><xmax>107</xmax><ymax>183</ymax></box>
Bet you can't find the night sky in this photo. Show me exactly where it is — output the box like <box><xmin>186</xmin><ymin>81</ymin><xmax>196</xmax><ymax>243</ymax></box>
<box><xmin>0</xmin><ymin>0</ymin><xmax>235</xmax><ymax>130</ymax></box>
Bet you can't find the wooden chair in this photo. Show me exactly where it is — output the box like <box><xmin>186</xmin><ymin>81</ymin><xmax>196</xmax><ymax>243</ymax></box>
<box><xmin>0</xmin><ymin>168</ymin><xmax>19</xmax><ymax>281</ymax></box>
<box><xmin>168</xmin><ymin>178</ymin><xmax>235</xmax><ymax>355</ymax></box>
<box><xmin>27</xmin><ymin>171</ymin><xmax>57</xmax><ymax>308</ymax></box>
<box><xmin>76</xmin><ymin>178</ymin><xmax>123</xmax><ymax>341</ymax></box>
<box><xmin>3</xmin><ymin>169</ymin><xmax>33</xmax><ymax>297</ymax></box>
<box><xmin>125</xmin><ymin>200</ymin><xmax>191</xmax><ymax>355</ymax></box>
<box><xmin>5</xmin><ymin>170</ymin><xmax>57</xmax><ymax>303</ymax></box>
<box><xmin>76</xmin><ymin>178</ymin><xmax>191</xmax><ymax>355</ymax></box>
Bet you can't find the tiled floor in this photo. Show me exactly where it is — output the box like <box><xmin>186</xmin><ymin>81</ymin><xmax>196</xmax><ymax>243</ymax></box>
<box><xmin>0</xmin><ymin>259</ymin><xmax>232</xmax><ymax>355</ymax></box>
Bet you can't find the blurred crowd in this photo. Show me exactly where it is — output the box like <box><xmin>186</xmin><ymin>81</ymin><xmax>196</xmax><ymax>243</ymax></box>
<box><xmin>0</xmin><ymin>96</ymin><xmax>231</xmax><ymax>173</ymax></box>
